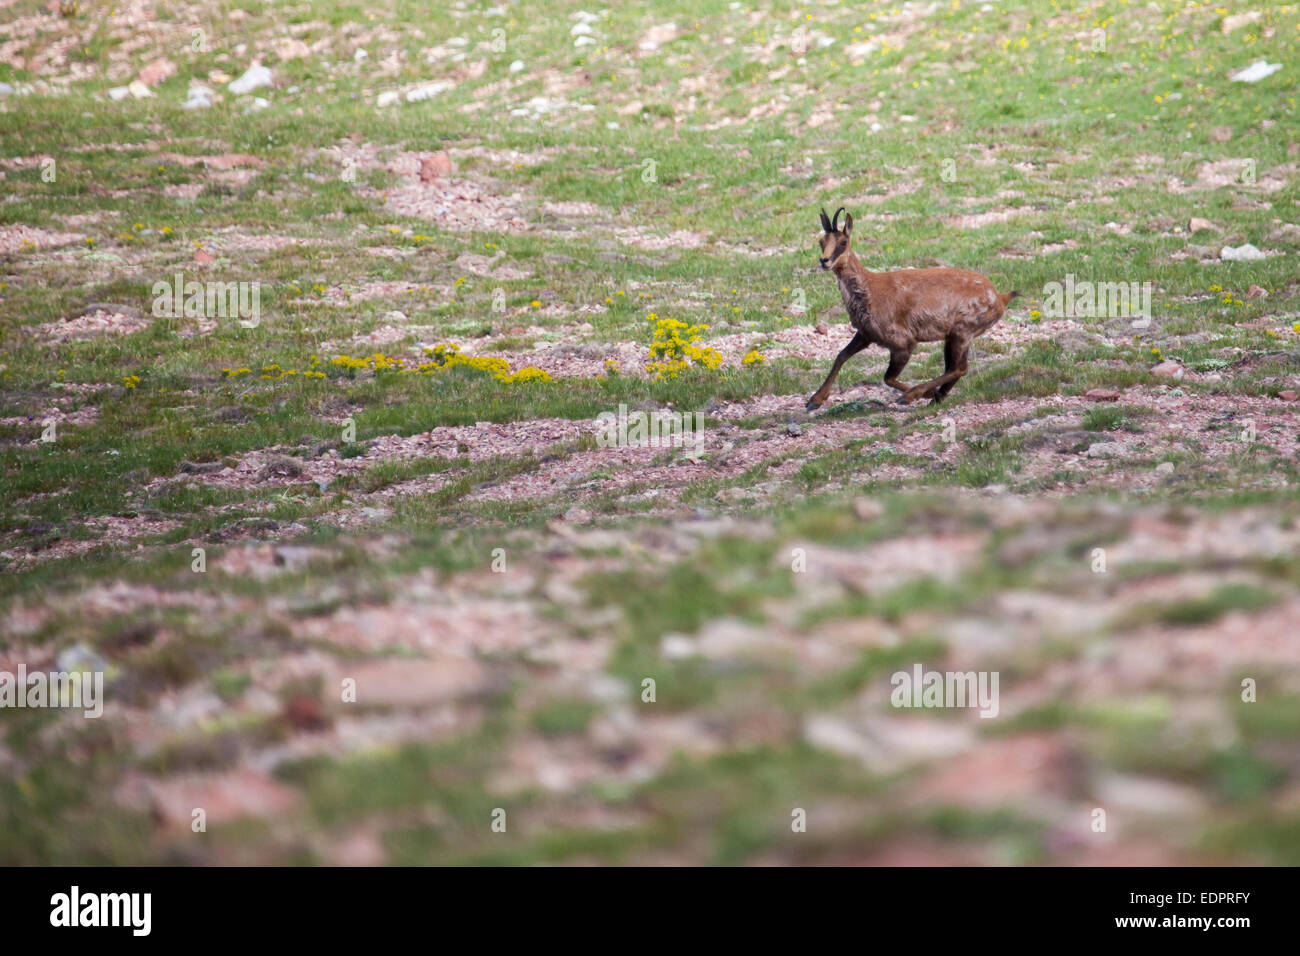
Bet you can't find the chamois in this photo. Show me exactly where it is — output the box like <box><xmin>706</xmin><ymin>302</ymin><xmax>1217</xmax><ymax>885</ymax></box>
<box><xmin>806</xmin><ymin>206</ymin><xmax>1018</xmax><ymax>410</ymax></box>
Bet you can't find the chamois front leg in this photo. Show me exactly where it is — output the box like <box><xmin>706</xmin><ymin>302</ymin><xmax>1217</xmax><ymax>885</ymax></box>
<box><xmin>806</xmin><ymin>331</ymin><xmax>869</xmax><ymax>411</ymax></box>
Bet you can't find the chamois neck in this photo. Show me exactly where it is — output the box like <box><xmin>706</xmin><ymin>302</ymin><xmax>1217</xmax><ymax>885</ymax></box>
<box><xmin>832</xmin><ymin>249</ymin><xmax>867</xmax><ymax>279</ymax></box>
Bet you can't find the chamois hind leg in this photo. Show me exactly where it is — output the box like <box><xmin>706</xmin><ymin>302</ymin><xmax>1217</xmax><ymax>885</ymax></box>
<box><xmin>806</xmin><ymin>331</ymin><xmax>870</xmax><ymax>411</ymax></box>
<box><xmin>933</xmin><ymin>338</ymin><xmax>971</xmax><ymax>402</ymax></box>
<box><xmin>899</xmin><ymin>336</ymin><xmax>970</xmax><ymax>405</ymax></box>
<box><xmin>883</xmin><ymin>347</ymin><xmax>914</xmax><ymax>394</ymax></box>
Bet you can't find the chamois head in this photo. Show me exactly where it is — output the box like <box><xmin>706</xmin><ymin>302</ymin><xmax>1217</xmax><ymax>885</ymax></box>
<box><xmin>817</xmin><ymin>206</ymin><xmax>854</xmax><ymax>270</ymax></box>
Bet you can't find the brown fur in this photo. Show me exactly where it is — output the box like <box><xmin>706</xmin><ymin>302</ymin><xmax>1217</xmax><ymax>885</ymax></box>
<box><xmin>808</xmin><ymin>206</ymin><xmax>1018</xmax><ymax>410</ymax></box>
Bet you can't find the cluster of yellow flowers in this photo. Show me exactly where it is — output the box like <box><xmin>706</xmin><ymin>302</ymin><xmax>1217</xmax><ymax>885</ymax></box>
<box><xmin>422</xmin><ymin>343</ymin><xmax>552</xmax><ymax>384</ymax></box>
<box><xmin>219</xmin><ymin>348</ymin><xmax>552</xmax><ymax>385</ymax></box>
<box><xmin>646</xmin><ymin>316</ymin><xmax>722</xmax><ymax>379</ymax></box>
<box><xmin>122</xmin><ymin>374</ymin><xmax>140</xmax><ymax>390</ymax></box>
<box><xmin>742</xmin><ymin>349</ymin><xmax>767</xmax><ymax>366</ymax></box>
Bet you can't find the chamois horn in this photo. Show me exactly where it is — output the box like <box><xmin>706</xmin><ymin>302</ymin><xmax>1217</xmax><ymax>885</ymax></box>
<box><xmin>831</xmin><ymin>206</ymin><xmax>846</xmax><ymax>232</ymax></box>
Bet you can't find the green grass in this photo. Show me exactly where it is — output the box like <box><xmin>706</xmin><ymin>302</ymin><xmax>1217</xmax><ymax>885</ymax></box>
<box><xmin>1</xmin><ymin>0</ymin><xmax>1298</xmax><ymax>866</ymax></box>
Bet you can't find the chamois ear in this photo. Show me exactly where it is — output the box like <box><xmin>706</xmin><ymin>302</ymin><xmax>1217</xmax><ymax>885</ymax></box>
<box><xmin>843</xmin><ymin>211</ymin><xmax>853</xmax><ymax>236</ymax></box>
<box><xmin>819</xmin><ymin>207</ymin><xmax>832</xmax><ymax>234</ymax></box>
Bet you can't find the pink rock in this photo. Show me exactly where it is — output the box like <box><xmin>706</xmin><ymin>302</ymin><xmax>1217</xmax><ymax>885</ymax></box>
<box><xmin>347</xmin><ymin>657</ymin><xmax>486</xmax><ymax>709</ymax></box>
<box><xmin>1246</xmin><ymin>284</ymin><xmax>1268</xmax><ymax>299</ymax></box>
<box><xmin>1280</xmin><ymin>390</ymin><xmax>1298</xmax><ymax>402</ymax></box>
<box><xmin>146</xmin><ymin>768</ymin><xmax>298</xmax><ymax>828</ymax></box>
<box><xmin>1150</xmin><ymin>360</ymin><xmax>1184</xmax><ymax>379</ymax></box>
<box><xmin>1188</xmin><ymin>217</ymin><xmax>1216</xmax><ymax>233</ymax></box>
<box><xmin>1085</xmin><ymin>388</ymin><xmax>1121</xmax><ymax>402</ymax></box>
<box><xmin>814</xmin><ymin>322</ymin><xmax>828</xmax><ymax>336</ymax></box>
<box><xmin>419</xmin><ymin>151</ymin><xmax>455</xmax><ymax>182</ymax></box>
<box><xmin>136</xmin><ymin>58</ymin><xmax>176</xmax><ymax>88</ymax></box>
<box><xmin>193</xmin><ymin>247</ymin><xmax>216</xmax><ymax>264</ymax></box>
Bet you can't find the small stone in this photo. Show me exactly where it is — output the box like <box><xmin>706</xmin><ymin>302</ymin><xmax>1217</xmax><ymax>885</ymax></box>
<box><xmin>127</xmin><ymin>80</ymin><xmax>153</xmax><ymax>99</ymax></box>
<box><xmin>1085</xmin><ymin>388</ymin><xmax>1121</xmax><ymax>402</ymax></box>
<box><xmin>853</xmin><ymin>498</ymin><xmax>885</xmax><ymax>520</ymax></box>
<box><xmin>107</xmin><ymin>86</ymin><xmax>131</xmax><ymax>101</ymax></box>
<box><xmin>194</xmin><ymin>247</ymin><xmax>216</xmax><ymax>264</ymax></box>
<box><xmin>57</xmin><ymin>643</ymin><xmax>108</xmax><ymax>674</ymax></box>
<box><xmin>1208</xmin><ymin>126</ymin><xmax>1233</xmax><ymax>144</ymax></box>
<box><xmin>228</xmin><ymin>64</ymin><xmax>273</xmax><ymax>95</ymax></box>
<box><xmin>1280</xmin><ymin>390</ymin><xmax>1299</xmax><ymax>402</ymax></box>
<box><xmin>274</xmin><ymin>38</ymin><xmax>311</xmax><ymax>62</ymax></box>
<box><xmin>786</xmin><ymin>422</ymin><xmax>802</xmax><ymax>437</ymax></box>
<box><xmin>1221</xmin><ymin>243</ymin><xmax>1265</xmax><ymax>262</ymax></box>
<box><xmin>406</xmin><ymin>81</ymin><xmax>453</xmax><ymax>103</ymax></box>
<box><xmin>1155</xmin><ymin>462</ymin><xmax>1175</xmax><ymax>476</ymax></box>
<box><xmin>376</xmin><ymin>90</ymin><xmax>400</xmax><ymax>108</ymax></box>
<box><xmin>1150</xmin><ymin>360</ymin><xmax>1184</xmax><ymax>379</ymax></box>
<box><xmin>1221</xmin><ymin>11</ymin><xmax>1262</xmax><ymax>35</ymax></box>
<box><xmin>1086</xmin><ymin>441</ymin><xmax>1127</xmax><ymax>459</ymax></box>
<box><xmin>1229</xmin><ymin>60</ymin><xmax>1281</xmax><ymax>84</ymax></box>
<box><xmin>814</xmin><ymin>322</ymin><xmax>828</xmax><ymax>335</ymax></box>
<box><xmin>509</xmin><ymin>60</ymin><xmax>525</xmax><ymax>73</ymax></box>
<box><xmin>136</xmin><ymin>58</ymin><xmax>176</xmax><ymax>88</ymax></box>
<box><xmin>1188</xmin><ymin>217</ymin><xmax>1216</xmax><ymax>233</ymax></box>
<box><xmin>419</xmin><ymin>151</ymin><xmax>455</xmax><ymax>182</ymax></box>
<box><xmin>1246</xmin><ymin>284</ymin><xmax>1268</xmax><ymax>299</ymax></box>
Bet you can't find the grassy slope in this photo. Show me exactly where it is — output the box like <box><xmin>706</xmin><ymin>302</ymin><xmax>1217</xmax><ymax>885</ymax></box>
<box><xmin>1</xmin><ymin>0</ymin><xmax>1298</xmax><ymax>864</ymax></box>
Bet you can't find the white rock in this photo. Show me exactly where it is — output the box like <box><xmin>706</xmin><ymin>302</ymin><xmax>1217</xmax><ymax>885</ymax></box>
<box><xmin>107</xmin><ymin>86</ymin><xmax>131</xmax><ymax>101</ymax></box>
<box><xmin>229</xmin><ymin>65</ymin><xmax>273</xmax><ymax>95</ymax></box>
<box><xmin>183</xmin><ymin>82</ymin><xmax>214</xmax><ymax>110</ymax></box>
<box><xmin>1221</xmin><ymin>243</ymin><xmax>1265</xmax><ymax>262</ymax></box>
<box><xmin>660</xmin><ymin>634</ymin><xmax>697</xmax><ymax>659</ymax></box>
<box><xmin>376</xmin><ymin>90</ymin><xmax>400</xmax><ymax>108</ymax></box>
<box><xmin>1230</xmin><ymin>60</ymin><xmax>1282</xmax><ymax>83</ymax></box>
<box><xmin>574</xmin><ymin>36</ymin><xmax>596</xmax><ymax>47</ymax></box>
<box><xmin>1086</xmin><ymin>441</ymin><xmax>1128</xmax><ymax>459</ymax></box>
<box><xmin>508</xmin><ymin>59</ymin><xmax>525</xmax><ymax>73</ymax></box>
<box><xmin>0</xmin><ymin>82</ymin><xmax>13</xmax><ymax>97</ymax></box>
<box><xmin>127</xmin><ymin>81</ymin><xmax>153</xmax><ymax>99</ymax></box>
<box><xmin>354</xmin><ymin>48</ymin><xmax>368</xmax><ymax>62</ymax></box>
<box><xmin>406</xmin><ymin>81</ymin><xmax>453</xmax><ymax>102</ymax></box>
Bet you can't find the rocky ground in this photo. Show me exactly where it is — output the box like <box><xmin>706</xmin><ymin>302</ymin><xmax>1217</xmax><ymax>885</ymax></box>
<box><xmin>1</xmin><ymin>0</ymin><xmax>1298</xmax><ymax>864</ymax></box>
